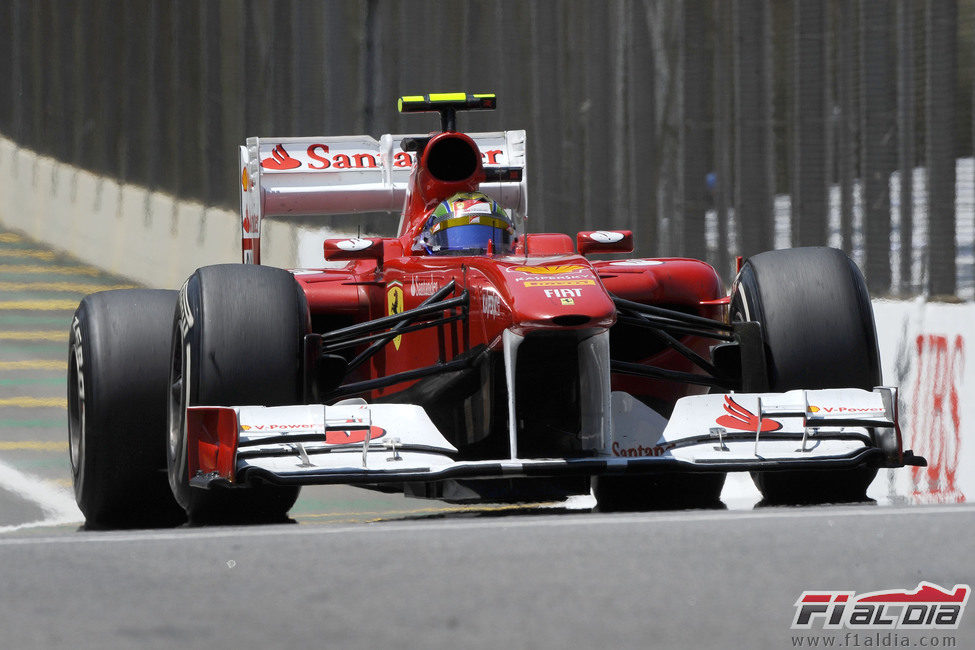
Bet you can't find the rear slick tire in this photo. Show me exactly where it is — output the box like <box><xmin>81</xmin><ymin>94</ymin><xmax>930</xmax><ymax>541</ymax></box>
<box><xmin>168</xmin><ymin>264</ymin><xmax>306</xmax><ymax>524</ymax></box>
<box><xmin>69</xmin><ymin>290</ymin><xmax>186</xmax><ymax>529</ymax></box>
<box><xmin>731</xmin><ymin>247</ymin><xmax>881</xmax><ymax>505</ymax></box>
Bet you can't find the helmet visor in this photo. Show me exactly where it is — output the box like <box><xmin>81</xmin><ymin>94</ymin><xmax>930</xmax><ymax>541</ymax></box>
<box><xmin>428</xmin><ymin>223</ymin><xmax>512</xmax><ymax>255</ymax></box>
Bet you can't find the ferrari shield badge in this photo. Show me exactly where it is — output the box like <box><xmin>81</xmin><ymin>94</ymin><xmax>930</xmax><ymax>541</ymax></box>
<box><xmin>386</xmin><ymin>281</ymin><xmax>404</xmax><ymax>350</ymax></box>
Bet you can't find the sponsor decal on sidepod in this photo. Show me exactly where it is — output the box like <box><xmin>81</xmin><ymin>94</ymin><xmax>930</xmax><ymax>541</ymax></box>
<box><xmin>410</xmin><ymin>275</ymin><xmax>439</xmax><ymax>296</ymax></box>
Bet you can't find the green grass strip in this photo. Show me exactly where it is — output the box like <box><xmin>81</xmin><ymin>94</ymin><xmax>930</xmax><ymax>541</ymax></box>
<box><xmin>0</xmin><ymin>315</ymin><xmax>71</xmax><ymax>326</ymax></box>
<box><xmin>0</xmin><ymin>377</ymin><xmax>65</xmax><ymax>386</ymax></box>
<box><xmin>0</xmin><ymin>344</ymin><xmax>66</xmax><ymax>354</ymax></box>
<box><xmin>0</xmin><ymin>418</ymin><xmax>64</xmax><ymax>428</ymax></box>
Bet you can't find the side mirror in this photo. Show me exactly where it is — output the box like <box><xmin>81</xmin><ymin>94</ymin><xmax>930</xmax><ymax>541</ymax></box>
<box><xmin>323</xmin><ymin>237</ymin><xmax>385</xmax><ymax>262</ymax></box>
<box><xmin>576</xmin><ymin>230</ymin><xmax>634</xmax><ymax>256</ymax></box>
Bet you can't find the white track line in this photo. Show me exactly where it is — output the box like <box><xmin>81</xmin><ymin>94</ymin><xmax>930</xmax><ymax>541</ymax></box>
<box><xmin>0</xmin><ymin>502</ymin><xmax>972</xmax><ymax>547</ymax></box>
<box><xmin>0</xmin><ymin>458</ymin><xmax>83</xmax><ymax>533</ymax></box>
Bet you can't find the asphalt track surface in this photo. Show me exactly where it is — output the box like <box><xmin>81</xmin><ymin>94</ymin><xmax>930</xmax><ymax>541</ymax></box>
<box><xmin>1</xmin><ymin>229</ymin><xmax>973</xmax><ymax>649</ymax></box>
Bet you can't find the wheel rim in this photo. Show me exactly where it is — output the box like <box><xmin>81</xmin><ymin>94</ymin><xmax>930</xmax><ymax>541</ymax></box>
<box><xmin>168</xmin><ymin>336</ymin><xmax>186</xmax><ymax>462</ymax></box>
<box><xmin>67</xmin><ymin>341</ymin><xmax>85</xmax><ymax>473</ymax></box>
<box><xmin>729</xmin><ymin>279</ymin><xmax>750</xmax><ymax>324</ymax></box>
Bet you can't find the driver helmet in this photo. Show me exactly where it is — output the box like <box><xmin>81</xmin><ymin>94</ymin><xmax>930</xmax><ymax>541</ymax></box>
<box><xmin>417</xmin><ymin>192</ymin><xmax>515</xmax><ymax>255</ymax></box>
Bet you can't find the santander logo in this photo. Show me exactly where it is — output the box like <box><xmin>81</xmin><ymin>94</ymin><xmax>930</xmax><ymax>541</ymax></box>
<box><xmin>715</xmin><ymin>395</ymin><xmax>782</xmax><ymax>432</ymax></box>
<box><xmin>261</xmin><ymin>144</ymin><xmax>302</xmax><ymax>170</ymax></box>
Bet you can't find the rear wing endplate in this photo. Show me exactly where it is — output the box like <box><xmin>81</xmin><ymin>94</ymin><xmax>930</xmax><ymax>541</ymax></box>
<box><xmin>239</xmin><ymin>131</ymin><xmax>527</xmax><ymax>264</ymax></box>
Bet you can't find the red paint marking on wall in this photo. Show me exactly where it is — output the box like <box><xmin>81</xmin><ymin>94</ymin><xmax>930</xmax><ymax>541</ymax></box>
<box><xmin>909</xmin><ymin>334</ymin><xmax>965</xmax><ymax>503</ymax></box>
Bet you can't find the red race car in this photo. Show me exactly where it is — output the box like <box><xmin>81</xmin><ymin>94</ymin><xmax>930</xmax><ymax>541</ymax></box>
<box><xmin>68</xmin><ymin>93</ymin><xmax>924</xmax><ymax>526</ymax></box>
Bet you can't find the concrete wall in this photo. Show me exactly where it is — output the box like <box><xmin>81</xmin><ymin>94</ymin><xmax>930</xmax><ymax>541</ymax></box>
<box><xmin>873</xmin><ymin>299</ymin><xmax>973</xmax><ymax>505</ymax></box>
<box><xmin>0</xmin><ymin>135</ymin><xmax>304</xmax><ymax>287</ymax></box>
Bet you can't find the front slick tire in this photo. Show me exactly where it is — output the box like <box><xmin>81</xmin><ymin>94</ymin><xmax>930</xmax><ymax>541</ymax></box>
<box><xmin>168</xmin><ymin>264</ymin><xmax>305</xmax><ymax>525</ymax></box>
<box><xmin>732</xmin><ymin>247</ymin><xmax>881</xmax><ymax>505</ymax></box>
<box><xmin>69</xmin><ymin>290</ymin><xmax>186</xmax><ymax>529</ymax></box>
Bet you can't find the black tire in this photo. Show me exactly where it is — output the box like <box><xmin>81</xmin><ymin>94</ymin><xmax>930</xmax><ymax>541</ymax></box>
<box><xmin>168</xmin><ymin>264</ymin><xmax>307</xmax><ymax>524</ymax></box>
<box><xmin>731</xmin><ymin>247</ymin><xmax>881</xmax><ymax>504</ymax></box>
<box><xmin>69</xmin><ymin>290</ymin><xmax>186</xmax><ymax>528</ymax></box>
<box><xmin>593</xmin><ymin>473</ymin><xmax>726</xmax><ymax>513</ymax></box>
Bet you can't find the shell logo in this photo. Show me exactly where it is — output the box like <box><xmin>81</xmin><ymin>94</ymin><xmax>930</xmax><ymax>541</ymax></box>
<box><xmin>239</xmin><ymin>424</ymin><xmax>386</xmax><ymax>444</ymax></box>
<box><xmin>808</xmin><ymin>405</ymin><xmax>821</xmax><ymax>413</ymax></box>
<box><xmin>510</xmin><ymin>265</ymin><xmax>586</xmax><ymax>275</ymax></box>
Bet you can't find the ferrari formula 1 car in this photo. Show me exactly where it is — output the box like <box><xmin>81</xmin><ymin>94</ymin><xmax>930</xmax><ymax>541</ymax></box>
<box><xmin>68</xmin><ymin>93</ymin><xmax>925</xmax><ymax>526</ymax></box>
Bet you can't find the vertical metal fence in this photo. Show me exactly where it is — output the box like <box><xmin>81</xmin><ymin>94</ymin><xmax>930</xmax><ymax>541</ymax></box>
<box><xmin>1</xmin><ymin>0</ymin><xmax>973</xmax><ymax>296</ymax></box>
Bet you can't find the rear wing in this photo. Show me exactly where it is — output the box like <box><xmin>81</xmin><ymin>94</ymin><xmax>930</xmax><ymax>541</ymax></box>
<box><xmin>239</xmin><ymin>131</ymin><xmax>527</xmax><ymax>264</ymax></box>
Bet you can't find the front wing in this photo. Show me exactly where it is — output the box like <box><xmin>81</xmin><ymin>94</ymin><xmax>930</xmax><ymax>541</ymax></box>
<box><xmin>183</xmin><ymin>388</ymin><xmax>924</xmax><ymax>490</ymax></box>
